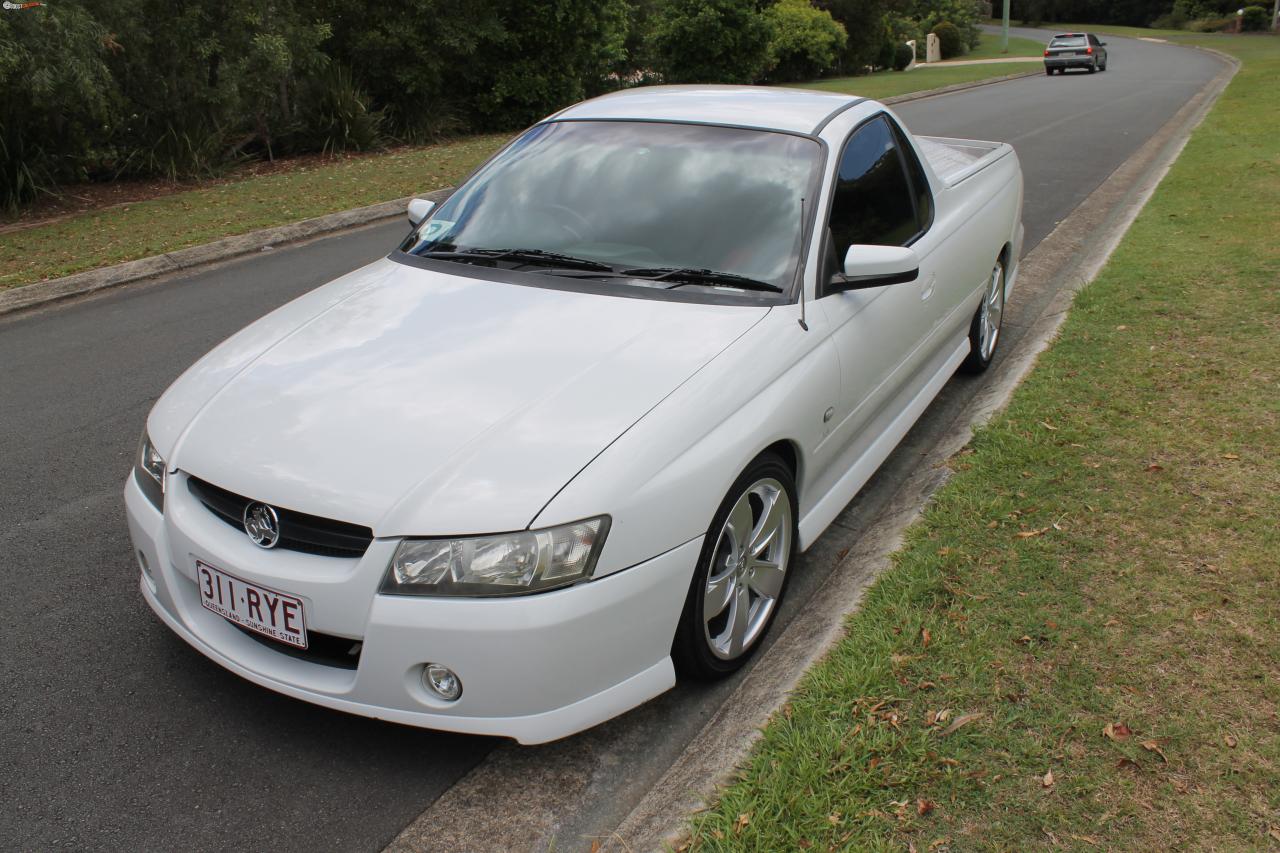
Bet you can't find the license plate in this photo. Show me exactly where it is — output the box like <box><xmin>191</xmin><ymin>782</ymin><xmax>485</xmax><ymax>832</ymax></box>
<box><xmin>196</xmin><ymin>561</ymin><xmax>308</xmax><ymax>649</ymax></box>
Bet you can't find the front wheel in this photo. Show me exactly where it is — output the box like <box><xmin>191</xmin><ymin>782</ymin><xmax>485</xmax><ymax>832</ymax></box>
<box><xmin>960</xmin><ymin>257</ymin><xmax>1006</xmax><ymax>374</ymax></box>
<box><xmin>672</xmin><ymin>454</ymin><xmax>797</xmax><ymax>679</ymax></box>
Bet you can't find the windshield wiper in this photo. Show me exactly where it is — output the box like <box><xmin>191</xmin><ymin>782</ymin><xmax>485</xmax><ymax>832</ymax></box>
<box><xmin>621</xmin><ymin>267</ymin><xmax>784</xmax><ymax>293</ymax></box>
<box><xmin>417</xmin><ymin>247</ymin><xmax>615</xmax><ymax>272</ymax></box>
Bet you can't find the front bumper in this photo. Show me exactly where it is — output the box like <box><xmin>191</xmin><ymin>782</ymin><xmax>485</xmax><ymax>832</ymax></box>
<box><xmin>124</xmin><ymin>471</ymin><xmax>700</xmax><ymax>744</ymax></box>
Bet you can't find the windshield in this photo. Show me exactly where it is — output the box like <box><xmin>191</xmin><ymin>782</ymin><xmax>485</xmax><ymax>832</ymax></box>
<box><xmin>399</xmin><ymin>120</ymin><xmax>822</xmax><ymax>295</ymax></box>
<box><xmin>1050</xmin><ymin>36</ymin><xmax>1087</xmax><ymax>47</ymax></box>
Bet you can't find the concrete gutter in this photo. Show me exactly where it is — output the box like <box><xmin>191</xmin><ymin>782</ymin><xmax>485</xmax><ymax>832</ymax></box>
<box><xmin>0</xmin><ymin>72</ymin><xmax>1040</xmax><ymax>319</ymax></box>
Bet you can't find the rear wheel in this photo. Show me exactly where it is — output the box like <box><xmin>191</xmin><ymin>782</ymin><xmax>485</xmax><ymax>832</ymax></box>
<box><xmin>960</xmin><ymin>256</ymin><xmax>1006</xmax><ymax>374</ymax></box>
<box><xmin>1045</xmin><ymin>67</ymin><xmax>1053</xmax><ymax>76</ymax></box>
<box><xmin>1088</xmin><ymin>60</ymin><xmax>1097</xmax><ymax>73</ymax></box>
<box><xmin>672</xmin><ymin>454</ymin><xmax>797</xmax><ymax>679</ymax></box>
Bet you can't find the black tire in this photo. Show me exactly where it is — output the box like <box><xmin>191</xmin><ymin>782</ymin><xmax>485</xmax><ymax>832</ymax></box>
<box><xmin>672</xmin><ymin>453</ymin><xmax>798</xmax><ymax>680</ymax></box>
<box><xmin>1045</xmin><ymin>67</ymin><xmax>1053</xmax><ymax>76</ymax></box>
<box><xmin>960</xmin><ymin>256</ymin><xmax>1007</xmax><ymax>374</ymax></box>
<box><xmin>1087</xmin><ymin>61</ymin><xmax>1097</xmax><ymax>73</ymax></box>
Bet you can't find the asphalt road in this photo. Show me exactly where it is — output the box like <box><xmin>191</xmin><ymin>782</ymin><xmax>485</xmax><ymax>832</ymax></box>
<box><xmin>0</xmin><ymin>33</ymin><xmax>1223</xmax><ymax>852</ymax></box>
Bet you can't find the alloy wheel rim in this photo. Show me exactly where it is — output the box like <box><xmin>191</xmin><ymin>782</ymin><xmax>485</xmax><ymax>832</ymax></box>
<box><xmin>702</xmin><ymin>478</ymin><xmax>792</xmax><ymax>661</ymax></box>
<box><xmin>979</xmin><ymin>262</ymin><xmax>1005</xmax><ymax>361</ymax></box>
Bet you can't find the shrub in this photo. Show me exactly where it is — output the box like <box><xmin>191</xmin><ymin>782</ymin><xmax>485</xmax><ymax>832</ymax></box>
<box><xmin>646</xmin><ymin>0</ymin><xmax>772</xmax><ymax>83</ymax></box>
<box><xmin>291</xmin><ymin>66</ymin><xmax>386</xmax><ymax>154</ymax></box>
<box><xmin>932</xmin><ymin>20</ymin><xmax>963</xmax><ymax>59</ymax></box>
<box><xmin>894</xmin><ymin>42</ymin><xmax>916</xmax><ymax>70</ymax></box>
<box><xmin>877</xmin><ymin>38</ymin><xmax>897</xmax><ymax>70</ymax></box>
<box><xmin>1240</xmin><ymin>5</ymin><xmax>1269</xmax><ymax>29</ymax></box>
<box><xmin>1188</xmin><ymin>15</ymin><xmax>1237</xmax><ymax>31</ymax></box>
<box><xmin>913</xmin><ymin>0</ymin><xmax>982</xmax><ymax>50</ymax></box>
<box><xmin>764</xmin><ymin>0</ymin><xmax>848</xmax><ymax>81</ymax></box>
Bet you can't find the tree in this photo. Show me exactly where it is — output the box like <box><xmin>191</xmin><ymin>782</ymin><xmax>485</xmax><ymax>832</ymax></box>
<box><xmin>818</xmin><ymin>0</ymin><xmax>892</xmax><ymax>73</ymax></box>
<box><xmin>0</xmin><ymin>3</ymin><xmax>115</xmax><ymax>207</ymax></box>
<box><xmin>646</xmin><ymin>0</ymin><xmax>773</xmax><ymax>83</ymax></box>
<box><xmin>764</xmin><ymin>0</ymin><xmax>848</xmax><ymax>82</ymax></box>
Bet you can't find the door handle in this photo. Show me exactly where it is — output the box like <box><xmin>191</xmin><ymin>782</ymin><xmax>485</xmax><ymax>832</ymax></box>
<box><xmin>920</xmin><ymin>273</ymin><xmax>936</xmax><ymax>301</ymax></box>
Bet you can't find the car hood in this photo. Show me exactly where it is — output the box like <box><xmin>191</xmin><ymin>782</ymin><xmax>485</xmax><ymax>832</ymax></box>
<box><xmin>153</xmin><ymin>258</ymin><xmax>769</xmax><ymax>535</ymax></box>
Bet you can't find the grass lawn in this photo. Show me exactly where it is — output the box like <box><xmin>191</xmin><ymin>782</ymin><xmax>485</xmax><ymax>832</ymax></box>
<box><xmin>993</xmin><ymin>18</ymin><xmax>1192</xmax><ymax>38</ymax></box>
<box><xmin>965</xmin><ymin>31</ymin><xmax>1048</xmax><ymax>59</ymax></box>
<box><xmin>1</xmin><ymin>63</ymin><xmax>1038</xmax><ymax>292</ymax></box>
<box><xmin>802</xmin><ymin>62</ymin><xmax>1034</xmax><ymax>100</ymax></box>
<box><xmin>684</xmin><ymin>32</ymin><xmax>1280</xmax><ymax>852</ymax></box>
<box><xmin>0</xmin><ymin>135</ymin><xmax>508</xmax><ymax>290</ymax></box>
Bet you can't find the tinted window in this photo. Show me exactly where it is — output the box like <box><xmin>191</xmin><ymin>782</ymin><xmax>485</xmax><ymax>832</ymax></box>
<box><xmin>1051</xmin><ymin>36</ymin><xmax>1086</xmax><ymax>47</ymax></box>
<box><xmin>827</xmin><ymin>116</ymin><xmax>918</xmax><ymax>257</ymax></box>
<box><xmin>400</xmin><ymin>121</ymin><xmax>821</xmax><ymax>294</ymax></box>
<box><xmin>889</xmin><ymin>119</ymin><xmax>933</xmax><ymax>232</ymax></box>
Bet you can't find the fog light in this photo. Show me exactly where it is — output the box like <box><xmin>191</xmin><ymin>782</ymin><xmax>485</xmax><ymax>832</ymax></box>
<box><xmin>138</xmin><ymin>551</ymin><xmax>157</xmax><ymax>594</ymax></box>
<box><xmin>422</xmin><ymin>664</ymin><xmax>462</xmax><ymax>701</ymax></box>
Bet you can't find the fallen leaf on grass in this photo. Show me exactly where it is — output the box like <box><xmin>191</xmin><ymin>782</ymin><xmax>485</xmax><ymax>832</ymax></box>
<box><xmin>1042</xmin><ymin>769</ymin><xmax>1055</xmax><ymax>788</ymax></box>
<box><xmin>827</xmin><ymin>812</ymin><xmax>841</xmax><ymax>826</ymax></box>
<box><xmin>590</xmin><ymin>840</ymin><xmax>602</xmax><ymax>852</ymax></box>
<box><xmin>921</xmin><ymin>628</ymin><xmax>932</xmax><ymax>648</ymax></box>
<box><xmin>1222</xmin><ymin>453</ymin><xmax>1240</xmax><ymax>460</ymax></box>
<box><xmin>939</xmin><ymin>712</ymin><xmax>983</xmax><ymax>737</ymax></box>
<box><xmin>917</xmin><ymin>798</ymin><xmax>935</xmax><ymax>816</ymax></box>
<box><xmin>987</xmin><ymin>519</ymin><xmax>999</xmax><ymax>529</ymax></box>
<box><xmin>1141</xmin><ymin>740</ymin><xmax>1168</xmax><ymax>762</ymax></box>
<box><xmin>1116</xmin><ymin>757</ymin><xmax>1141</xmax><ymax>771</ymax></box>
<box><xmin>1070</xmin><ymin>834</ymin><xmax>1101</xmax><ymax>846</ymax></box>
<box><xmin>1103</xmin><ymin>722</ymin><xmax>1132</xmax><ymax>741</ymax></box>
<box><xmin>1017</xmin><ymin>527</ymin><xmax>1050</xmax><ymax>538</ymax></box>
<box><xmin>1268</xmin><ymin>827</ymin><xmax>1280</xmax><ymax>843</ymax></box>
<box><xmin>1224</xmin><ymin>733</ymin><xmax>1238</xmax><ymax>749</ymax></box>
<box><xmin>735</xmin><ymin>812</ymin><xmax>751</xmax><ymax>833</ymax></box>
<box><xmin>1039</xmin><ymin>420</ymin><xmax>1058</xmax><ymax>431</ymax></box>
<box><xmin>1146</xmin><ymin>463</ymin><xmax>1164</xmax><ymax>472</ymax></box>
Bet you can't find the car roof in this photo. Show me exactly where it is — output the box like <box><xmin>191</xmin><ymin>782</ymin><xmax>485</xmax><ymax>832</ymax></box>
<box><xmin>1052</xmin><ymin>32</ymin><xmax>1088</xmax><ymax>37</ymax></box>
<box><xmin>551</xmin><ymin>85</ymin><xmax>864</xmax><ymax>135</ymax></box>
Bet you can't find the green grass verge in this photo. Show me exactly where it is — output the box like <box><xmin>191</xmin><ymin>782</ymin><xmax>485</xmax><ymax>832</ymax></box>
<box><xmin>992</xmin><ymin>18</ymin><xmax>1191</xmax><ymax>38</ymax></box>
<box><xmin>0</xmin><ymin>135</ymin><xmax>508</xmax><ymax>290</ymax></box>
<box><xmin>0</xmin><ymin>64</ymin><xmax>1039</xmax><ymax>292</ymax></box>
<box><xmin>965</xmin><ymin>32</ymin><xmax>1048</xmax><ymax>59</ymax></box>
<box><xmin>801</xmin><ymin>62</ymin><xmax>1034</xmax><ymax>100</ymax></box>
<box><xmin>685</xmin><ymin>33</ymin><xmax>1280</xmax><ymax>852</ymax></box>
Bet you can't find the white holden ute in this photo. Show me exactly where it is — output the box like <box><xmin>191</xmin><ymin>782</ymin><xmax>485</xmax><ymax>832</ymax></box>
<box><xmin>126</xmin><ymin>85</ymin><xmax>1024</xmax><ymax>744</ymax></box>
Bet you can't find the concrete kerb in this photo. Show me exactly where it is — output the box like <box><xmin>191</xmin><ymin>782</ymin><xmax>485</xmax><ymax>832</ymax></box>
<box><xmin>0</xmin><ymin>72</ymin><xmax>1043</xmax><ymax>320</ymax></box>
<box><xmin>0</xmin><ymin>188</ymin><xmax>450</xmax><ymax>318</ymax></box>
<box><xmin>605</xmin><ymin>43</ymin><xmax>1239</xmax><ymax>853</ymax></box>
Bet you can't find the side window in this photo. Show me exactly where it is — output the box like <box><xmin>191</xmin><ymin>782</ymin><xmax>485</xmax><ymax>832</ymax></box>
<box><xmin>826</xmin><ymin>116</ymin><xmax>919</xmax><ymax>267</ymax></box>
<box><xmin>889</xmin><ymin>119</ymin><xmax>933</xmax><ymax>234</ymax></box>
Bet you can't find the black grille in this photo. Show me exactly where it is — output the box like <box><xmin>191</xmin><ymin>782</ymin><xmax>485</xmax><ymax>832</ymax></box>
<box><xmin>187</xmin><ymin>476</ymin><xmax>374</xmax><ymax>559</ymax></box>
<box><xmin>232</xmin><ymin>624</ymin><xmax>364</xmax><ymax>670</ymax></box>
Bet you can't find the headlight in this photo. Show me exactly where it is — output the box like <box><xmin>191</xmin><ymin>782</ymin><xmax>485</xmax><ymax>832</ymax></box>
<box><xmin>135</xmin><ymin>431</ymin><xmax>167</xmax><ymax>511</ymax></box>
<box><xmin>383</xmin><ymin>516</ymin><xmax>610</xmax><ymax>597</ymax></box>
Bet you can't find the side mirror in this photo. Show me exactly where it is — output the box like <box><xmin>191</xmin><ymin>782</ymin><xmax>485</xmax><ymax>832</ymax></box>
<box><xmin>1099</xmin><ymin>40</ymin><xmax>1107</xmax><ymax>46</ymax></box>
<box><xmin>407</xmin><ymin>198</ymin><xmax>437</xmax><ymax>228</ymax></box>
<box><xmin>832</xmin><ymin>245</ymin><xmax>920</xmax><ymax>292</ymax></box>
